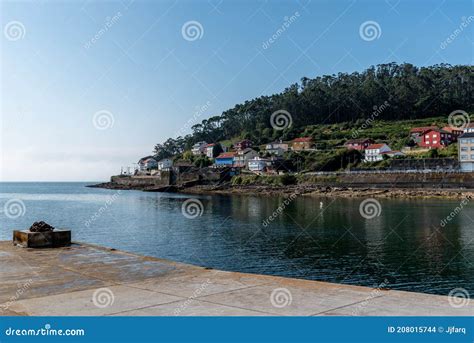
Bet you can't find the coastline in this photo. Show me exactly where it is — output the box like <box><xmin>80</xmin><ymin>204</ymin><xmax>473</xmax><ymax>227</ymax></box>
<box><xmin>89</xmin><ymin>181</ymin><xmax>474</xmax><ymax>199</ymax></box>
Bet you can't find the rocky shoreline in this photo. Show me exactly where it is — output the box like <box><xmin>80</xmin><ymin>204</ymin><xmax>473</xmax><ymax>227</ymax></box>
<box><xmin>89</xmin><ymin>182</ymin><xmax>474</xmax><ymax>199</ymax></box>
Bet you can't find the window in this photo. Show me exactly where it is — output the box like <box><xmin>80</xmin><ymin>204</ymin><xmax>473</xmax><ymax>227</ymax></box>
<box><xmin>471</xmin><ymin>155</ymin><xmax>474</xmax><ymax>160</ymax></box>
<box><xmin>471</xmin><ymin>139</ymin><xmax>474</xmax><ymax>143</ymax></box>
<box><xmin>470</xmin><ymin>147</ymin><xmax>474</xmax><ymax>151</ymax></box>
<box><xmin>433</xmin><ymin>141</ymin><xmax>437</xmax><ymax>144</ymax></box>
<box><xmin>461</xmin><ymin>147</ymin><xmax>468</xmax><ymax>151</ymax></box>
<box><xmin>433</xmin><ymin>134</ymin><xmax>438</xmax><ymax>138</ymax></box>
<box><xmin>461</xmin><ymin>155</ymin><xmax>468</xmax><ymax>160</ymax></box>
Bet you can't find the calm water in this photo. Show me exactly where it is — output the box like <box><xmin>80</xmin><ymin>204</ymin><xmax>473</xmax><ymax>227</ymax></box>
<box><xmin>0</xmin><ymin>182</ymin><xmax>473</xmax><ymax>296</ymax></box>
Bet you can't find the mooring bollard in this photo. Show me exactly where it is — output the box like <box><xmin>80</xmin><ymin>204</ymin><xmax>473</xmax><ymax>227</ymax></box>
<box><xmin>13</xmin><ymin>221</ymin><xmax>71</xmax><ymax>248</ymax></box>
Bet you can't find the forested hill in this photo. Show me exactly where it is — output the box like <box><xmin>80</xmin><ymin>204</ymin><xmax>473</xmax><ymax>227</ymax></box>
<box><xmin>154</xmin><ymin>63</ymin><xmax>473</xmax><ymax>157</ymax></box>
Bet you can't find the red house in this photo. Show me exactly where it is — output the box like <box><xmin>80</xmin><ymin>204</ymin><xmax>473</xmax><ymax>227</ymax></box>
<box><xmin>345</xmin><ymin>138</ymin><xmax>374</xmax><ymax>151</ymax></box>
<box><xmin>418</xmin><ymin>129</ymin><xmax>453</xmax><ymax>148</ymax></box>
<box><xmin>235</xmin><ymin>139</ymin><xmax>252</xmax><ymax>150</ymax></box>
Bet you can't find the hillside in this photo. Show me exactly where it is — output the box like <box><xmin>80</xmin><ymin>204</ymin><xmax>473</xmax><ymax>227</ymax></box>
<box><xmin>153</xmin><ymin>63</ymin><xmax>473</xmax><ymax>162</ymax></box>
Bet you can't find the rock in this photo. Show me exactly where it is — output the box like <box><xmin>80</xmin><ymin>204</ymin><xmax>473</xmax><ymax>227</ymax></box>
<box><xmin>29</xmin><ymin>221</ymin><xmax>55</xmax><ymax>233</ymax></box>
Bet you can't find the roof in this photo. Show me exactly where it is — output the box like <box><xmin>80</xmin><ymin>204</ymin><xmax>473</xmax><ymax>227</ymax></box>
<box><xmin>366</xmin><ymin>143</ymin><xmax>387</xmax><ymax>150</ymax></box>
<box><xmin>216</xmin><ymin>152</ymin><xmax>237</xmax><ymax>159</ymax></box>
<box><xmin>205</xmin><ymin>143</ymin><xmax>215</xmax><ymax>147</ymax></box>
<box><xmin>420</xmin><ymin>128</ymin><xmax>451</xmax><ymax>135</ymax></box>
<box><xmin>138</xmin><ymin>155</ymin><xmax>156</xmax><ymax>163</ymax></box>
<box><xmin>441</xmin><ymin>126</ymin><xmax>463</xmax><ymax>133</ymax></box>
<box><xmin>410</xmin><ymin>126</ymin><xmax>438</xmax><ymax>133</ymax></box>
<box><xmin>293</xmin><ymin>137</ymin><xmax>313</xmax><ymax>142</ymax></box>
<box><xmin>238</xmin><ymin>148</ymin><xmax>256</xmax><ymax>155</ymax></box>
<box><xmin>459</xmin><ymin>132</ymin><xmax>474</xmax><ymax>138</ymax></box>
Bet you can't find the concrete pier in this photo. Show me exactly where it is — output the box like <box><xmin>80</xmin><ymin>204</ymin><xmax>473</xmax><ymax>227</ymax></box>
<box><xmin>0</xmin><ymin>241</ymin><xmax>472</xmax><ymax>316</ymax></box>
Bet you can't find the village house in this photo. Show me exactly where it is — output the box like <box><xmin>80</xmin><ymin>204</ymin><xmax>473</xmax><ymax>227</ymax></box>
<box><xmin>191</xmin><ymin>141</ymin><xmax>208</xmax><ymax>155</ymax></box>
<box><xmin>265</xmin><ymin>141</ymin><xmax>289</xmax><ymax>156</ymax></box>
<box><xmin>234</xmin><ymin>148</ymin><xmax>259</xmax><ymax>168</ymax></box>
<box><xmin>345</xmin><ymin>138</ymin><xmax>374</xmax><ymax>151</ymax></box>
<box><xmin>291</xmin><ymin>137</ymin><xmax>314</xmax><ymax>151</ymax></box>
<box><xmin>157</xmin><ymin>158</ymin><xmax>173</xmax><ymax>171</ymax></box>
<box><xmin>214</xmin><ymin>152</ymin><xmax>236</xmax><ymax>167</ymax></box>
<box><xmin>418</xmin><ymin>128</ymin><xmax>453</xmax><ymax>148</ymax></box>
<box><xmin>458</xmin><ymin>132</ymin><xmax>474</xmax><ymax>172</ymax></box>
<box><xmin>409</xmin><ymin>126</ymin><xmax>438</xmax><ymax>144</ymax></box>
<box><xmin>364</xmin><ymin>143</ymin><xmax>391</xmax><ymax>162</ymax></box>
<box><xmin>248</xmin><ymin>157</ymin><xmax>271</xmax><ymax>173</ymax></box>
<box><xmin>235</xmin><ymin>139</ymin><xmax>252</xmax><ymax>151</ymax></box>
<box><xmin>138</xmin><ymin>156</ymin><xmax>158</xmax><ymax>171</ymax></box>
<box><xmin>441</xmin><ymin>127</ymin><xmax>464</xmax><ymax>141</ymax></box>
<box><xmin>205</xmin><ymin>143</ymin><xmax>223</xmax><ymax>159</ymax></box>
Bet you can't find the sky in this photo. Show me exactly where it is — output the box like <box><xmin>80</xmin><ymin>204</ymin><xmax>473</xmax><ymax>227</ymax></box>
<box><xmin>1</xmin><ymin>0</ymin><xmax>472</xmax><ymax>181</ymax></box>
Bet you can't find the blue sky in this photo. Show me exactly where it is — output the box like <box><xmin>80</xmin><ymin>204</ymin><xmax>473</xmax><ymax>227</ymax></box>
<box><xmin>1</xmin><ymin>0</ymin><xmax>472</xmax><ymax>181</ymax></box>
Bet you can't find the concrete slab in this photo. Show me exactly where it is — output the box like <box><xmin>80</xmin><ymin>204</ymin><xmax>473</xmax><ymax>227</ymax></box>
<box><xmin>111</xmin><ymin>299</ymin><xmax>273</xmax><ymax>316</ymax></box>
<box><xmin>0</xmin><ymin>241</ymin><xmax>471</xmax><ymax>316</ymax></box>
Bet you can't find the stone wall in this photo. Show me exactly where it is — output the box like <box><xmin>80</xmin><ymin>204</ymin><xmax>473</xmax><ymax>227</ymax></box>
<box><xmin>111</xmin><ymin>172</ymin><xmax>171</xmax><ymax>187</ymax></box>
<box><xmin>300</xmin><ymin>172</ymin><xmax>474</xmax><ymax>189</ymax></box>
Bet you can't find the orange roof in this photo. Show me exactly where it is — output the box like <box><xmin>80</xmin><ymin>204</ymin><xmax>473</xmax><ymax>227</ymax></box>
<box><xmin>366</xmin><ymin>143</ymin><xmax>386</xmax><ymax>149</ymax></box>
<box><xmin>441</xmin><ymin>126</ymin><xmax>463</xmax><ymax>133</ymax></box>
<box><xmin>293</xmin><ymin>137</ymin><xmax>313</xmax><ymax>142</ymax></box>
<box><xmin>216</xmin><ymin>152</ymin><xmax>236</xmax><ymax>159</ymax></box>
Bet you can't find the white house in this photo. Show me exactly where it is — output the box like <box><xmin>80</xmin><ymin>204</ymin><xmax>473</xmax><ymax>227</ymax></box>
<box><xmin>248</xmin><ymin>157</ymin><xmax>271</xmax><ymax>172</ymax></box>
<box><xmin>364</xmin><ymin>144</ymin><xmax>391</xmax><ymax>162</ymax></box>
<box><xmin>157</xmin><ymin>158</ymin><xmax>173</xmax><ymax>171</ymax></box>
<box><xmin>458</xmin><ymin>133</ymin><xmax>474</xmax><ymax>172</ymax></box>
<box><xmin>234</xmin><ymin>148</ymin><xmax>259</xmax><ymax>168</ymax></box>
<box><xmin>191</xmin><ymin>141</ymin><xmax>208</xmax><ymax>155</ymax></box>
<box><xmin>138</xmin><ymin>156</ymin><xmax>158</xmax><ymax>171</ymax></box>
<box><xmin>265</xmin><ymin>141</ymin><xmax>289</xmax><ymax>156</ymax></box>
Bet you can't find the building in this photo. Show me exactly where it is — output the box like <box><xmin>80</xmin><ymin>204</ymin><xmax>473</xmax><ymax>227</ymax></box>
<box><xmin>409</xmin><ymin>126</ymin><xmax>438</xmax><ymax>144</ymax></box>
<box><xmin>381</xmin><ymin>150</ymin><xmax>405</xmax><ymax>158</ymax></box>
<box><xmin>291</xmin><ymin>137</ymin><xmax>314</xmax><ymax>151</ymax></box>
<box><xmin>458</xmin><ymin>133</ymin><xmax>474</xmax><ymax>172</ymax></box>
<box><xmin>248</xmin><ymin>157</ymin><xmax>271</xmax><ymax>172</ymax></box>
<box><xmin>463</xmin><ymin>123</ymin><xmax>474</xmax><ymax>133</ymax></box>
<box><xmin>214</xmin><ymin>152</ymin><xmax>236</xmax><ymax>167</ymax></box>
<box><xmin>441</xmin><ymin>127</ymin><xmax>464</xmax><ymax>141</ymax></box>
<box><xmin>191</xmin><ymin>141</ymin><xmax>208</xmax><ymax>155</ymax></box>
<box><xmin>418</xmin><ymin>128</ymin><xmax>453</xmax><ymax>148</ymax></box>
<box><xmin>205</xmin><ymin>143</ymin><xmax>223</xmax><ymax>159</ymax></box>
<box><xmin>265</xmin><ymin>141</ymin><xmax>289</xmax><ymax>156</ymax></box>
<box><xmin>364</xmin><ymin>144</ymin><xmax>391</xmax><ymax>162</ymax></box>
<box><xmin>234</xmin><ymin>148</ymin><xmax>258</xmax><ymax>168</ymax></box>
<box><xmin>235</xmin><ymin>139</ymin><xmax>252</xmax><ymax>151</ymax></box>
<box><xmin>157</xmin><ymin>158</ymin><xmax>173</xmax><ymax>171</ymax></box>
<box><xmin>138</xmin><ymin>156</ymin><xmax>158</xmax><ymax>171</ymax></box>
<box><xmin>345</xmin><ymin>138</ymin><xmax>374</xmax><ymax>151</ymax></box>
